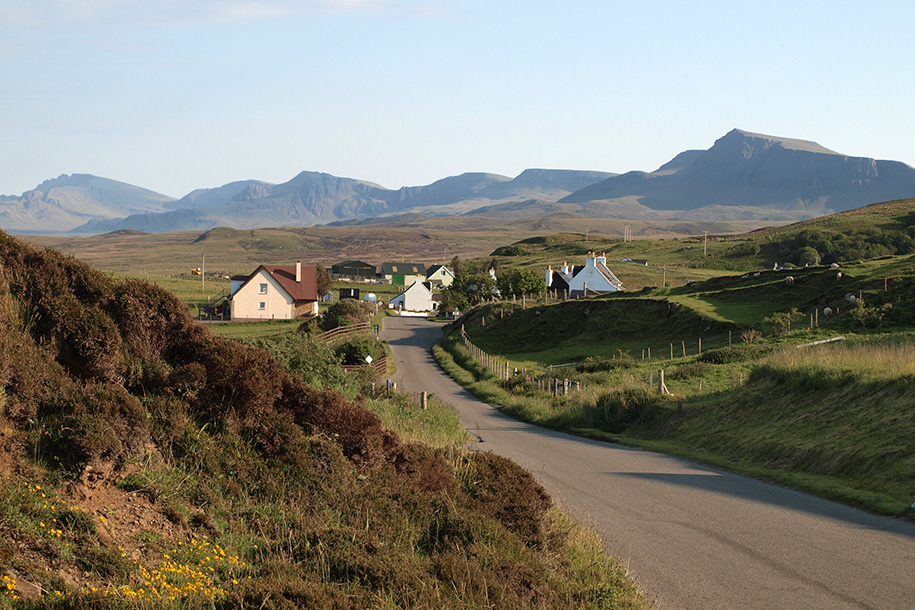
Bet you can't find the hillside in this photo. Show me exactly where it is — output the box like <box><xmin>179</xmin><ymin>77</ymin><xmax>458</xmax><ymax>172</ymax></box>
<box><xmin>23</xmin><ymin>213</ymin><xmax>768</xmax><ymax>277</ymax></box>
<box><xmin>0</xmin><ymin>174</ymin><xmax>175</xmax><ymax>233</ymax></box>
<box><xmin>561</xmin><ymin>129</ymin><xmax>915</xmax><ymax>215</ymax></box>
<box><xmin>0</xmin><ymin>230</ymin><xmax>647</xmax><ymax>608</ymax></box>
<box><xmin>434</xmin><ymin>210</ymin><xmax>915</xmax><ymax>515</ymax></box>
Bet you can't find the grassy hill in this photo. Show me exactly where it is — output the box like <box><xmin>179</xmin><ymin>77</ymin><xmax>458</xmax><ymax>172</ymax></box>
<box><xmin>22</xmin><ymin>213</ymin><xmax>774</xmax><ymax>277</ymax></box>
<box><xmin>0</xmin><ymin>230</ymin><xmax>647</xmax><ymax>608</ymax></box>
<box><xmin>435</xmin><ymin>199</ymin><xmax>915</xmax><ymax>517</ymax></box>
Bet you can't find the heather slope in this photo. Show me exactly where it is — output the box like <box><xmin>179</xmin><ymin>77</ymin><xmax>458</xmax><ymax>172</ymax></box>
<box><xmin>0</xmin><ymin>230</ymin><xmax>647</xmax><ymax>609</ymax></box>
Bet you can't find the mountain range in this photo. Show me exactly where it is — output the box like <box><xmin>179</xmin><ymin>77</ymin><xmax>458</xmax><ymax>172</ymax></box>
<box><xmin>2</xmin><ymin>129</ymin><xmax>914</xmax><ymax>234</ymax></box>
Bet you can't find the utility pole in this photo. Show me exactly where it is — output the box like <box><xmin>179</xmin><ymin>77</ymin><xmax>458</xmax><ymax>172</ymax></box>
<box><xmin>704</xmin><ymin>232</ymin><xmax>708</xmax><ymax>257</ymax></box>
<box><xmin>201</xmin><ymin>253</ymin><xmax>205</xmax><ymax>292</ymax></box>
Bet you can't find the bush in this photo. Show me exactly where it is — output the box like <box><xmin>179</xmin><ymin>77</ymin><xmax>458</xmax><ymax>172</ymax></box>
<box><xmin>249</xmin><ymin>333</ymin><xmax>345</xmax><ymax>390</ymax></box>
<box><xmin>575</xmin><ymin>351</ymin><xmax>635</xmax><ymax>373</ymax></box>
<box><xmin>335</xmin><ymin>336</ymin><xmax>384</xmax><ymax>366</ymax></box>
<box><xmin>322</xmin><ymin>299</ymin><xmax>373</xmax><ymax>331</ymax></box>
<box><xmin>668</xmin><ymin>361</ymin><xmax>711</xmax><ymax>379</ymax></box>
<box><xmin>698</xmin><ymin>344</ymin><xmax>772</xmax><ymax>364</ymax></box>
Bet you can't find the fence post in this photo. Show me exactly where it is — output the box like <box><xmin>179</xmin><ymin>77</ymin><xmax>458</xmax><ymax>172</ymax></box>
<box><xmin>698</xmin><ymin>337</ymin><xmax>702</xmax><ymax>355</ymax></box>
<box><xmin>421</xmin><ymin>391</ymin><xmax>428</xmax><ymax>410</ymax></box>
<box><xmin>682</xmin><ymin>340</ymin><xmax>686</xmax><ymax>358</ymax></box>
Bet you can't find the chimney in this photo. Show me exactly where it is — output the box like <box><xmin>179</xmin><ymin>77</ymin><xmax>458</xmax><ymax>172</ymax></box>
<box><xmin>545</xmin><ymin>265</ymin><xmax>552</xmax><ymax>288</ymax></box>
<box><xmin>561</xmin><ymin>261</ymin><xmax>569</xmax><ymax>275</ymax></box>
<box><xmin>296</xmin><ymin>261</ymin><xmax>302</xmax><ymax>283</ymax></box>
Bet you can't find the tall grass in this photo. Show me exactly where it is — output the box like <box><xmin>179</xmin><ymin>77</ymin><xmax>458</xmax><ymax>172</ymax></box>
<box><xmin>763</xmin><ymin>337</ymin><xmax>915</xmax><ymax>382</ymax></box>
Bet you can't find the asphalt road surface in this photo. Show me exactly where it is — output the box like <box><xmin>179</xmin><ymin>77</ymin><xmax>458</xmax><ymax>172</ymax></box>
<box><xmin>381</xmin><ymin>316</ymin><xmax>915</xmax><ymax>610</ymax></box>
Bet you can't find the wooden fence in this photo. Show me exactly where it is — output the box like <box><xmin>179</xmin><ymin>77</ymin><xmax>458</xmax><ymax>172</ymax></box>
<box><xmin>341</xmin><ymin>355</ymin><xmax>387</xmax><ymax>376</ymax></box>
<box><xmin>321</xmin><ymin>322</ymin><xmax>371</xmax><ymax>342</ymax></box>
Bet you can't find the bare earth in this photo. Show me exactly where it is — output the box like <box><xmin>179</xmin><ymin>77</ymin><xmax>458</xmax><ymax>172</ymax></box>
<box><xmin>381</xmin><ymin>316</ymin><xmax>915</xmax><ymax>610</ymax></box>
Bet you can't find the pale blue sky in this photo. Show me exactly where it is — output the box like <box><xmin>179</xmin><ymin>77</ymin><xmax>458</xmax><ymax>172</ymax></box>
<box><xmin>2</xmin><ymin>0</ymin><xmax>913</xmax><ymax>198</ymax></box>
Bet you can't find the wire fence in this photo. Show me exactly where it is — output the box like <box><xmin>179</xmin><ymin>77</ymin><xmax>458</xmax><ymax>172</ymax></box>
<box><xmin>458</xmin><ymin>274</ymin><xmax>899</xmax><ymax>385</ymax></box>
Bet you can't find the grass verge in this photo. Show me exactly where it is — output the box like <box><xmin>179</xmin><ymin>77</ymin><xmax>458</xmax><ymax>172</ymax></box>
<box><xmin>434</xmin><ymin>331</ymin><xmax>915</xmax><ymax>519</ymax></box>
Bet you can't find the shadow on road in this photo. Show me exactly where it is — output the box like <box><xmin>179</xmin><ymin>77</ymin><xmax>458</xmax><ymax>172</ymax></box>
<box><xmin>613</xmin><ymin>471</ymin><xmax>915</xmax><ymax>538</ymax></box>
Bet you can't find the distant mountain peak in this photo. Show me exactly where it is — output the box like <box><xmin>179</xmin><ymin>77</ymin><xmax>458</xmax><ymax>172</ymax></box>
<box><xmin>718</xmin><ymin>128</ymin><xmax>840</xmax><ymax>156</ymax></box>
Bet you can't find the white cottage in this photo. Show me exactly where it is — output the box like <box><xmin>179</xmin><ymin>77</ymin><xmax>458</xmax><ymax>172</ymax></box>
<box><xmin>545</xmin><ymin>252</ymin><xmax>623</xmax><ymax>297</ymax></box>
<box><xmin>389</xmin><ymin>280</ymin><xmax>436</xmax><ymax>312</ymax></box>
<box><xmin>230</xmin><ymin>262</ymin><xmax>319</xmax><ymax>321</ymax></box>
<box><xmin>425</xmin><ymin>264</ymin><xmax>455</xmax><ymax>288</ymax></box>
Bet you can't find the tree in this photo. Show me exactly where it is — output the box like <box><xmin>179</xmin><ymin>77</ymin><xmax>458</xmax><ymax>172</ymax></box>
<box><xmin>796</xmin><ymin>247</ymin><xmax>820</xmax><ymax>267</ymax></box>
<box><xmin>498</xmin><ymin>268</ymin><xmax>543</xmax><ymax>297</ymax></box>
<box><xmin>315</xmin><ymin>264</ymin><xmax>332</xmax><ymax>297</ymax></box>
<box><xmin>450</xmin><ymin>255</ymin><xmax>464</xmax><ymax>276</ymax></box>
<box><xmin>444</xmin><ymin>272</ymin><xmax>499</xmax><ymax>311</ymax></box>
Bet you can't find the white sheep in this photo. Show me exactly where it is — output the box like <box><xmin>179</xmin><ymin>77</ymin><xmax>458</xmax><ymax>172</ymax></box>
<box><xmin>785</xmin><ymin>276</ymin><xmax>795</xmax><ymax>285</ymax></box>
<box><xmin>823</xmin><ymin>307</ymin><xmax>833</xmax><ymax>316</ymax></box>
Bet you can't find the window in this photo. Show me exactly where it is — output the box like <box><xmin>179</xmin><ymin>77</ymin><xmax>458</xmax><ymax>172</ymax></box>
<box><xmin>258</xmin><ymin>302</ymin><xmax>266</xmax><ymax>310</ymax></box>
<box><xmin>259</xmin><ymin>283</ymin><xmax>268</xmax><ymax>294</ymax></box>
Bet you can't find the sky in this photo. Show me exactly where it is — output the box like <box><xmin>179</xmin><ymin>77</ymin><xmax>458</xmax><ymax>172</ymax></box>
<box><xmin>2</xmin><ymin>0</ymin><xmax>914</xmax><ymax>198</ymax></box>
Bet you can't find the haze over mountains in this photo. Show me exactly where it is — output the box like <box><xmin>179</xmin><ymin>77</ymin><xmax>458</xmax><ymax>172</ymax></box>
<box><xmin>3</xmin><ymin>129</ymin><xmax>914</xmax><ymax>235</ymax></box>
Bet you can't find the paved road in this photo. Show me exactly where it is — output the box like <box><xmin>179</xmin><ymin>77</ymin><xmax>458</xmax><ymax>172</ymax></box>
<box><xmin>382</xmin><ymin>316</ymin><xmax>915</xmax><ymax>610</ymax></box>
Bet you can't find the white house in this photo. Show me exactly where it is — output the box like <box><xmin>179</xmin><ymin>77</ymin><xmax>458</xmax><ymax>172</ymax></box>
<box><xmin>389</xmin><ymin>280</ymin><xmax>436</xmax><ymax>312</ymax></box>
<box><xmin>230</xmin><ymin>262</ymin><xmax>319</xmax><ymax>321</ymax></box>
<box><xmin>545</xmin><ymin>252</ymin><xmax>624</xmax><ymax>297</ymax></box>
<box><xmin>425</xmin><ymin>264</ymin><xmax>455</xmax><ymax>288</ymax></box>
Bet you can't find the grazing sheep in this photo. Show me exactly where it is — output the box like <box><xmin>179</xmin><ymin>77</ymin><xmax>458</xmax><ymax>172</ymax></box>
<box><xmin>836</xmin><ymin>272</ymin><xmax>843</xmax><ymax>280</ymax></box>
<box><xmin>845</xmin><ymin>293</ymin><xmax>856</xmax><ymax>303</ymax></box>
<box><xmin>785</xmin><ymin>276</ymin><xmax>795</xmax><ymax>285</ymax></box>
<box><xmin>823</xmin><ymin>307</ymin><xmax>833</xmax><ymax>316</ymax></box>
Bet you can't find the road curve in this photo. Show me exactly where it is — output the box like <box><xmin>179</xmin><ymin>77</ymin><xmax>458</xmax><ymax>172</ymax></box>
<box><xmin>381</xmin><ymin>316</ymin><xmax>915</xmax><ymax>610</ymax></box>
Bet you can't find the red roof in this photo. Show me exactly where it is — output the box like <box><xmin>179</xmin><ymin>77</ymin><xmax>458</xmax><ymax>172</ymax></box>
<box><xmin>245</xmin><ymin>264</ymin><xmax>318</xmax><ymax>302</ymax></box>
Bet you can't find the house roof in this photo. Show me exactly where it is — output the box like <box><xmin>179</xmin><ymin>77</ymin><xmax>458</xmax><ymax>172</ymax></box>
<box><xmin>237</xmin><ymin>264</ymin><xmax>318</xmax><ymax>302</ymax></box>
<box><xmin>381</xmin><ymin>262</ymin><xmax>426</xmax><ymax>275</ymax></box>
<box><xmin>426</xmin><ymin>264</ymin><xmax>452</xmax><ymax>277</ymax></box>
<box><xmin>594</xmin><ymin>260</ymin><xmax>623</xmax><ymax>288</ymax></box>
<box><xmin>332</xmin><ymin>260</ymin><xmax>376</xmax><ymax>270</ymax></box>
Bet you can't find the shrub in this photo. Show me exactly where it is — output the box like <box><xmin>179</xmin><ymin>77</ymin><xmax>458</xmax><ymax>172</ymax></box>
<box><xmin>249</xmin><ymin>333</ymin><xmax>345</xmax><ymax>390</ymax></box>
<box><xmin>668</xmin><ymin>361</ymin><xmax>711</xmax><ymax>379</ymax></box>
<box><xmin>322</xmin><ymin>299</ymin><xmax>373</xmax><ymax>331</ymax></box>
<box><xmin>575</xmin><ymin>351</ymin><xmax>635</xmax><ymax>373</ymax></box>
<box><xmin>698</xmin><ymin>344</ymin><xmax>772</xmax><ymax>364</ymax></box>
<box><xmin>335</xmin><ymin>336</ymin><xmax>384</xmax><ymax>366</ymax></box>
